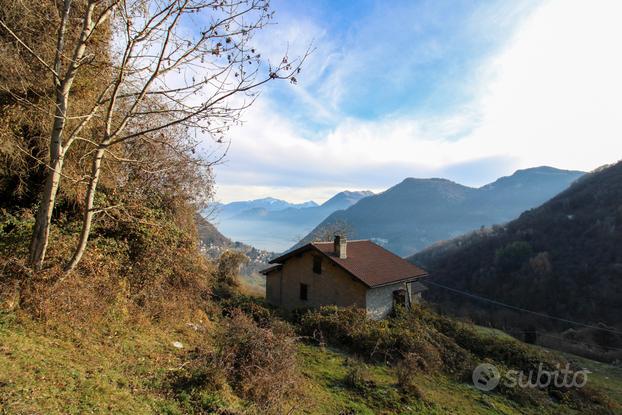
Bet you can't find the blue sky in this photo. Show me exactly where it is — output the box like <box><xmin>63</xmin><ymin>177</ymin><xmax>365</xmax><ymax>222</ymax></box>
<box><xmin>213</xmin><ymin>0</ymin><xmax>622</xmax><ymax>203</ymax></box>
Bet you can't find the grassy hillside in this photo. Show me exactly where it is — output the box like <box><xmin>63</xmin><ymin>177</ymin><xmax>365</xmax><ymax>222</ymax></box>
<box><xmin>2</xmin><ymin>300</ymin><xmax>621</xmax><ymax>414</ymax></box>
<box><xmin>0</xmin><ymin>169</ymin><xmax>616</xmax><ymax>415</ymax></box>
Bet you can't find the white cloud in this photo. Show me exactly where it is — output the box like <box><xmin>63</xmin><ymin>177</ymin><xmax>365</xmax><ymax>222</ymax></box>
<box><xmin>469</xmin><ymin>0</ymin><xmax>622</xmax><ymax>169</ymax></box>
<box><xmin>214</xmin><ymin>0</ymin><xmax>622</xmax><ymax>203</ymax></box>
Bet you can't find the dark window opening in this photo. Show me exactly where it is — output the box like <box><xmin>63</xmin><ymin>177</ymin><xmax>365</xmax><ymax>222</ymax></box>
<box><xmin>393</xmin><ymin>289</ymin><xmax>408</xmax><ymax>308</ymax></box>
<box><xmin>300</xmin><ymin>283</ymin><xmax>308</xmax><ymax>301</ymax></box>
<box><xmin>313</xmin><ymin>256</ymin><xmax>322</xmax><ymax>274</ymax></box>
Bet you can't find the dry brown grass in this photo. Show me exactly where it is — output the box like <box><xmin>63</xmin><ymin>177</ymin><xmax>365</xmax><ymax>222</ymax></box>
<box><xmin>213</xmin><ymin>310</ymin><xmax>301</xmax><ymax>413</ymax></box>
<box><xmin>396</xmin><ymin>353</ymin><xmax>427</xmax><ymax>398</ymax></box>
<box><xmin>238</xmin><ymin>280</ymin><xmax>265</xmax><ymax>298</ymax></box>
<box><xmin>0</xmin><ymin>207</ymin><xmax>215</xmax><ymax>333</ymax></box>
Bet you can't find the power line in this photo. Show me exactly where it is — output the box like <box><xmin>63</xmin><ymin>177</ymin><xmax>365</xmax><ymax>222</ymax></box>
<box><xmin>425</xmin><ymin>280</ymin><xmax>622</xmax><ymax>336</ymax></box>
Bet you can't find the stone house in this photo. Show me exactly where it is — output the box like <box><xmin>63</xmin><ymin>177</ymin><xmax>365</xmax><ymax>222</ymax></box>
<box><xmin>261</xmin><ymin>236</ymin><xmax>428</xmax><ymax>319</ymax></box>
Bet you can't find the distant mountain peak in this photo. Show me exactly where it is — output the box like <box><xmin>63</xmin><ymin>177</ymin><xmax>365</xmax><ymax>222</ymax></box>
<box><xmin>411</xmin><ymin>161</ymin><xmax>622</xmax><ymax>331</ymax></box>
<box><xmin>295</xmin><ymin>200</ymin><xmax>319</xmax><ymax>208</ymax></box>
<box><xmin>261</xmin><ymin>197</ymin><xmax>281</xmax><ymax>203</ymax></box>
<box><xmin>398</xmin><ymin>177</ymin><xmax>468</xmax><ymax>187</ymax></box>
<box><xmin>511</xmin><ymin>165</ymin><xmax>584</xmax><ymax>175</ymax></box>
<box><xmin>480</xmin><ymin>166</ymin><xmax>584</xmax><ymax>191</ymax></box>
<box><xmin>298</xmin><ymin>167</ymin><xmax>585</xmax><ymax>256</ymax></box>
<box><xmin>320</xmin><ymin>190</ymin><xmax>373</xmax><ymax>209</ymax></box>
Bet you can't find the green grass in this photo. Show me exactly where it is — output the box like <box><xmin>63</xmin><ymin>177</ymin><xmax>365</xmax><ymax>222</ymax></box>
<box><xmin>297</xmin><ymin>343</ymin><xmax>562</xmax><ymax>415</ymax></box>
<box><xmin>0</xmin><ymin>311</ymin><xmax>192</xmax><ymax>414</ymax></box>
<box><xmin>298</xmin><ymin>332</ymin><xmax>622</xmax><ymax>414</ymax></box>
<box><xmin>1</xmin><ymin>309</ymin><xmax>621</xmax><ymax>414</ymax></box>
<box><xmin>559</xmin><ymin>351</ymin><xmax>622</xmax><ymax>406</ymax></box>
<box><xmin>473</xmin><ymin>324</ymin><xmax>622</xmax><ymax>412</ymax></box>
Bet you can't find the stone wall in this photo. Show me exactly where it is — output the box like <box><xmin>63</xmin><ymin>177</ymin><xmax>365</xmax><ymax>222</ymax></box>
<box><xmin>366</xmin><ymin>282</ymin><xmax>408</xmax><ymax>319</ymax></box>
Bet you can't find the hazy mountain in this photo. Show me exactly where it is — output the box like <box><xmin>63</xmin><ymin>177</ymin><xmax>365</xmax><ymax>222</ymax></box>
<box><xmin>196</xmin><ymin>215</ymin><xmax>275</xmax><ymax>289</ymax></box>
<box><xmin>196</xmin><ymin>214</ymin><xmax>232</xmax><ymax>247</ymax></box>
<box><xmin>411</xmin><ymin>161</ymin><xmax>622</xmax><ymax>346</ymax></box>
<box><xmin>299</xmin><ymin>167</ymin><xmax>584</xmax><ymax>256</ymax></box>
<box><xmin>320</xmin><ymin>190</ymin><xmax>375</xmax><ymax>210</ymax></box>
<box><xmin>212</xmin><ymin>190</ymin><xmax>373</xmax><ymax>252</ymax></box>
<box><xmin>228</xmin><ymin>190</ymin><xmax>373</xmax><ymax>221</ymax></box>
<box><xmin>214</xmin><ymin>197</ymin><xmax>318</xmax><ymax>219</ymax></box>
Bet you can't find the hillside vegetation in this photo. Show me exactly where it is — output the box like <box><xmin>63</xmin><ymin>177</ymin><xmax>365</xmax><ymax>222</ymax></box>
<box><xmin>412</xmin><ymin>161</ymin><xmax>622</xmax><ymax>360</ymax></box>
<box><xmin>2</xmin><ymin>284</ymin><xmax>621</xmax><ymax>414</ymax></box>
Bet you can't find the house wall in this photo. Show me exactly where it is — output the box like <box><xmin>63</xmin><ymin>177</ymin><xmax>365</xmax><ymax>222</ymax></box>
<box><xmin>406</xmin><ymin>282</ymin><xmax>423</xmax><ymax>305</ymax></box>
<box><xmin>265</xmin><ymin>269</ymin><xmax>283</xmax><ymax>305</ymax></box>
<box><xmin>265</xmin><ymin>251</ymin><xmax>367</xmax><ymax>311</ymax></box>
<box><xmin>365</xmin><ymin>282</ymin><xmax>409</xmax><ymax>320</ymax></box>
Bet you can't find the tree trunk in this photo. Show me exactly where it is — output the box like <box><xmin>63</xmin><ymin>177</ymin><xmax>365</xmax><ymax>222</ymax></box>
<box><xmin>64</xmin><ymin>146</ymin><xmax>105</xmax><ymax>273</ymax></box>
<box><xmin>28</xmin><ymin>0</ymin><xmax>97</xmax><ymax>270</ymax></box>
<box><xmin>29</xmin><ymin>86</ymin><xmax>68</xmax><ymax>270</ymax></box>
<box><xmin>29</xmin><ymin>154</ymin><xmax>64</xmax><ymax>269</ymax></box>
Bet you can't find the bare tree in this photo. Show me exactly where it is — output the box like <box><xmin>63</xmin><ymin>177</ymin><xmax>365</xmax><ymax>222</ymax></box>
<box><xmin>63</xmin><ymin>0</ymin><xmax>306</xmax><ymax>273</ymax></box>
<box><xmin>1</xmin><ymin>0</ymin><xmax>116</xmax><ymax>270</ymax></box>
<box><xmin>1</xmin><ymin>0</ymin><xmax>307</xmax><ymax>272</ymax></box>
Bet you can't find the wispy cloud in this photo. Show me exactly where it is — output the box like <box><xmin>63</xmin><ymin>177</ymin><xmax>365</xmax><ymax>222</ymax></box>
<box><xmin>213</xmin><ymin>0</ymin><xmax>622</xmax><ymax>203</ymax></box>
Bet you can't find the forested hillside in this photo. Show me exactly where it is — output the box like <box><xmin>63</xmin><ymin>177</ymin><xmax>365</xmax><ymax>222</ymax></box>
<box><xmin>413</xmin><ymin>161</ymin><xmax>622</xmax><ymax>359</ymax></box>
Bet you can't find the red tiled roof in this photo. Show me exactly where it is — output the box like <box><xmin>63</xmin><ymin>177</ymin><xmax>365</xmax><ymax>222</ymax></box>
<box><xmin>268</xmin><ymin>240</ymin><xmax>428</xmax><ymax>287</ymax></box>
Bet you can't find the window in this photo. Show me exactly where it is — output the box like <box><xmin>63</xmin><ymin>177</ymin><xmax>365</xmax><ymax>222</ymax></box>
<box><xmin>299</xmin><ymin>283</ymin><xmax>308</xmax><ymax>301</ymax></box>
<box><xmin>313</xmin><ymin>256</ymin><xmax>322</xmax><ymax>274</ymax></box>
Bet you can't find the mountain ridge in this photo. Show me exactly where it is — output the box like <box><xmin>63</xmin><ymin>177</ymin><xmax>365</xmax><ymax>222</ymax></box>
<box><xmin>213</xmin><ymin>190</ymin><xmax>374</xmax><ymax>251</ymax></box>
<box><xmin>213</xmin><ymin>197</ymin><xmax>319</xmax><ymax>219</ymax></box>
<box><xmin>297</xmin><ymin>167</ymin><xmax>585</xmax><ymax>256</ymax></box>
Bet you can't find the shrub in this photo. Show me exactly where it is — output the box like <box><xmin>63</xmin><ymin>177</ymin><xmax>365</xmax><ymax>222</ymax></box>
<box><xmin>0</xmin><ymin>206</ymin><xmax>214</xmax><ymax>328</ymax></box>
<box><xmin>298</xmin><ymin>306</ymin><xmax>461</xmax><ymax>372</ymax></box>
<box><xmin>343</xmin><ymin>358</ymin><xmax>373</xmax><ymax>391</ymax></box>
<box><xmin>213</xmin><ymin>310</ymin><xmax>300</xmax><ymax>413</ymax></box>
<box><xmin>395</xmin><ymin>355</ymin><xmax>427</xmax><ymax>400</ymax></box>
<box><xmin>214</xmin><ymin>250</ymin><xmax>249</xmax><ymax>298</ymax></box>
<box><xmin>219</xmin><ymin>295</ymin><xmax>276</xmax><ymax>328</ymax></box>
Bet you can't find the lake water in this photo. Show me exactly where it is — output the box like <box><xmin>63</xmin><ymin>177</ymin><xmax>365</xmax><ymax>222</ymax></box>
<box><xmin>215</xmin><ymin>218</ymin><xmax>313</xmax><ymax>252</ymax></box>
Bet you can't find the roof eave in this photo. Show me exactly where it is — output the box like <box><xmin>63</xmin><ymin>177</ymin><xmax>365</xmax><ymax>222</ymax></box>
<box><xmin>268</xmin><ymin>243</ymin><xmax>316</xmax><ymax>264</ymax></box>
<box><xmin>259</xmin><ymin>264</ymin><xmax>282</xmax><ymax>275</ymax></box>
<box><xmin>368</xmin><ymin>273</ymin><xmax>429</xmax><ymax>289</ymax></box>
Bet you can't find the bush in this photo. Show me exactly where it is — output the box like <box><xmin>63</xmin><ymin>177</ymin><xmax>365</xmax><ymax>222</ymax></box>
<box><xmin>396</xmin><ymin>354</ymin><xmax>426</xmax><ymax>399</ymax></box>
<box><xmin>219</xmin><ymin>295</ymin><xmax>276</xmax><ymax>328</ymax></box>
<box><xmin>343</xmin><ymin>358</ymin><xmax>373</xmax><ymax>391</ymax></box>
<box><xmin>0</xmin><ymin>206</ymin><xmax>214</xmax><ymax>327</ymax></box>
<box><xmin>213</xmin><ymin>310</ymin><xmax>300</xmax><ymax>413</ymax></box>
<box><xmin>298</xmin><ymin>306</ymin><xmax>462</xmax><ymax>372</ymax></box>
<box><xmin>214</xmin><ymin>251</ymin><xmax>249</xmax><ymax>298</ymax></box>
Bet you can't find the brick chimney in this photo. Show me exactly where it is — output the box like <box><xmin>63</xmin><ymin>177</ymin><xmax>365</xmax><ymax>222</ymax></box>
<box><xmin>334</xmin><ymin>235</ymin><xmax>347</xmax><ymax>259</ymax></box>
